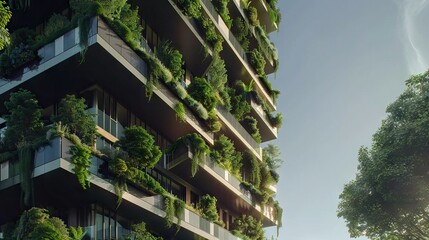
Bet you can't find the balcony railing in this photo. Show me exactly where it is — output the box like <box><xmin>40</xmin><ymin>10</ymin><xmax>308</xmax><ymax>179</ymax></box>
<box><xmin>0</xmin><ymin>137</ymin><xmax>242</xmax><ymax>239</ymax></box>
<box><xmin>199</xmin><ymin>0</ymin><xmax>275</xmax><ymax>107</ymax></box>
<box><xmin>216</xmin><ymin>106</ymin><xmax>262</xmax><ymax>159</ymax></box>
<box><xmin>168</xmin><ymin>144</ymin><xmax>276</xmax><ymax>223</ymax></box>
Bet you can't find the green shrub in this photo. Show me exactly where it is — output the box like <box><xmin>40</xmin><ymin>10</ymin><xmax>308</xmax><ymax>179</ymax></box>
<box><xmin>35</xmin><ymin>14</ymin><xmax>71</xmax><ymax>47</ymax></box>
<box><xmin>249</xmin><ymin>48</ymin><xmax>266</xmax><ymax>76</ymax></box>
<box><xmin>175</xmin><ymin>0</ymin><xmax>202</xmax><ymax>19</ymax></box>
<box><xmin>0</xmin><ymin>0</ymin><xmax>11</xmax><ymax>50</ymax></box>
<box><xmin>206</xmin><ymin>109</ymin><xmax>222</xmax><ymax>133</ymax></box>
<box><xmin>164</xmin><ymin>195</ymin><xmax>175</xmax><ymax>228</ymax></box>
<box><xmin>172</xmin><ymin>133</ymin><xmax>210</xmax><ymax>176</ymax></box>
<box><xmin>241</xmin><ymin>116</ymin><xmax>261</xmax><ymax>143</ymax></box>
<box><xmin>232</xmin><ymin>17</ymin><xmax>249</xmax><ymax>51</ymax></box>
<box><xmin>127</xmin><ymin>167</ymin><xmax>167</xmax><ymax>195</ymax></box>
<box><xmin>186</xmin><ymin>97</ymin><xmax>209</xmax><ymax>120</ymax></box>
<box><xmin>246</xmin><ymin>6</ymin><xmax>259</xmax><ymax>26</ymax></box>
<box><xmin>174</xmin><ymin>102</ymin><xmax>186</xmax><ymax>123</ymax></box>
<box><xmin>199</xmin><ymin>16</ymin><xmax>224</xmax><ymax>53</ymax></box>
<box><xmin>0</xmin><ymin>43</ymin><xmax>38</xmax><ymax>78</ymax></box>
<box><xmin>188</xmin><ymin>77</ymin><xmax>217</xmax><ymax>111</ymax></box>
<box><xmin>172</xmin><ymin>82</ymin><xmax>188</xmax><ymax>99</ymax></box>
<box><xmin>115</xmin><ymin>126</ymin><xmax>162</xmax><ymax>169</ymax></box>
<box><xmin>15</xmin><ymin>208</ymin><xmax>69</xmax><ymax>240</ymax></box>
<box><xmin>212</xmin><ymin>0</ymin><xmax>232</xmax><ymax>28</ymax></box>
<box><xmin>124</xmin><ymin>222</ymin><xmax>162</xmax><ymax>240</ymax></box>
<box><xmin>3</xmin><ymin>89</ymin><xmax>45</xmax><ymax>148</ymax></box>
<box><xmin>156</xmin><ymin>41</ymin><xmax>185</xmax><ymax>81</ymax></box>
<box><xmin>229</xmin><ymin>87</ymin><xmax>251</xmax><ymax>121</ymax></box>
<box><xmin>231</xmin><ymin>215</ymin><xmax>265</xmax><ymax>240</ymax></box>
<box><xmin>210</xmin><ymin>134</ymin><xmax>242</xmax><ymax>177</ymax></box>
<box><xmin>53</xmin><ymin>95</ymin><xmax>97</xmax><ymax>146</ymax></box>
<box><xmin>268</xmin><ymin>112</ymin><xmax>283</xmax><ymax>128</ymax></box>
<box><xmin>198</xmin><ymin>194</ymin><xmax>219</xmax><ymax>222</ymax></box>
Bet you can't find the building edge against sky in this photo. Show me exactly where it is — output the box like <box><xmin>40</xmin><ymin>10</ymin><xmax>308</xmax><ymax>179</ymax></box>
<box><xmin>0</xmin><ymin>0</ymin><xmax>283</xmax><ymax>239</ymax></box>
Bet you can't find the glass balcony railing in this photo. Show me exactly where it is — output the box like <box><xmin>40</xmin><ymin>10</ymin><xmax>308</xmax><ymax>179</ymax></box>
<box><xmin>168</xmin><ymin>144</ymin><xmax>276</xmax><ymax>223</ymax></box>
<box><xmin>216</xmin><ymin>106</ymin><xmax>263</xmax><ymax>158</ymax></box>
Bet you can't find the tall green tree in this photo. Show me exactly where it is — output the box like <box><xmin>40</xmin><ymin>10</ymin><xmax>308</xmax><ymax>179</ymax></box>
<box><xmin>338</xmin><ymin>70</ymin><xmax>429</xmax><ymax>239</ymax></box>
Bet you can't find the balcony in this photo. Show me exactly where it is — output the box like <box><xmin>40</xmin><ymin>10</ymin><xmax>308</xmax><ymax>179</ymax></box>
<box><xmin>0</xmin><ymin>16</ymin><xmax>214</xmax><ymax>145</ymax></box>
<box><xmin>139</xmin><ymin>0</ymin><xmax>213</xmax><ymax>76</ymax></box>
<box><xmin>216</xmin><ymin>106</ymin><xmax>263</xmax><ymax>161</ymax></box>
<box><xmin>167</xmin><ymin>144</ymin><xmax>277</xmax><ymax>226</ymax></box>
<box><xmin>248</xmin><ymin>0</ymin><xmax>279</xmax><ymax>33</ymax></box>
<box><xmin>0</xmin><ymin>137</ymin><xmax>242</xmax><ymax>239</ymax></box>
<box><xmin>198</xmin><ymin>0</ymin><xmax>276</xmax><ymax>110</ymax></box>
<box><xmin>249</xmin><ymin>96</ymin><xmax>278</xmax><ymax>142</ymax></box>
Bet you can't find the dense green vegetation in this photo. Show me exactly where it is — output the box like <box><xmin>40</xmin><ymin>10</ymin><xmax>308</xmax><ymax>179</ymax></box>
<box><xmin>231</xmin><ymin>215</ymin><xmax>265</xmax><ymax>240</ymax></box>
<box><xmin>0</xmin><ymin>0</ymin><xmax>11</xmax><ymax>50</ymax></box>
<box><xmin>338</xmin><ymin>70</ymin><xmax>429</xmax><ymax>239</ymax></box>
<box><xmin>210</xmin><ymin>134</ymin><xmax>242</xmax><ymax>178</ymax></box>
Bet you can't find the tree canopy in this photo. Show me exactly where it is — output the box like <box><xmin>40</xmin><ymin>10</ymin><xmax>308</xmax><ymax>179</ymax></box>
<box><xmin>338</xmin><ymin>70</ymin><xmax>429</xmax><ymax>239</ymax></box>
<box><xmin>0</xmin><ymin>0</ymin><xmax>11</xmax><ymax>50</ymax></box>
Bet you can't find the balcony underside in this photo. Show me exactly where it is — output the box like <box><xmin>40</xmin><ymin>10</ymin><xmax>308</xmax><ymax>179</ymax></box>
<box><xmin>168</xmin><ymin>151</ymin><xmax>276</xmax><ymax>227</ymax></box>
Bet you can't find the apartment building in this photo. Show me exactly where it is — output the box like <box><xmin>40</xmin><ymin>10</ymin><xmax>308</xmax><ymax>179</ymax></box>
<box><xmin>0</xmin><ymin>0</ymin><xmax>282</xmax><ymax>239</ymax></box>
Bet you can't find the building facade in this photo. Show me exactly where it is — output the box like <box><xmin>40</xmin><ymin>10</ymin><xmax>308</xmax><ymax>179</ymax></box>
<box><xmin>0</xmin><ymin>0</ymin><xmax>282</xmax><ymax>239</ymax></box>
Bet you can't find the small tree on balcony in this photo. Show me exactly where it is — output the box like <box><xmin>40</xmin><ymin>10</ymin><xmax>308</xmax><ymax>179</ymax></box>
<box><xmin>115</xmin><ymin>125</ymin><xmax>162</xmax><ymax>170</ymax></box>
<box><xmin>3</xmin><ymin>89</ymin><xmax>47</xmax><ymax>206</ymax></box>
<box><xmin>231</xmin><ymin>215</ymin><xmax>265</xmax><ymax>240</ymax></box>
<box><xmin>52</xmin><ymin>94</ymin><xmax>97</xmax><ymax>146</ymax></box>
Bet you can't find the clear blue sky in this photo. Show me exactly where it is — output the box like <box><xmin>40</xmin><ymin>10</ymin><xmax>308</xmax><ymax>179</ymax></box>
<box><xmin>266</xmin><ymin>0</ymin><xmax>429</xmax><ymax>239</ymax></box>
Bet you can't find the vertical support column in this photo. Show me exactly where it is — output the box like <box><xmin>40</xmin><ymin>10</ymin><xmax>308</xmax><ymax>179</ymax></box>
<box><xmin>185</xmin><ymin>187</ymin><xmax>191</xmax><ymax>205</ymax></box>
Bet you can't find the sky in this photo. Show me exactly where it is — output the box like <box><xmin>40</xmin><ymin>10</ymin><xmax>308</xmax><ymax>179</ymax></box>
<box><xmin>265</xmin><ymin>0</ymin><xmax>429</xmax><ymax>239</ymax></box>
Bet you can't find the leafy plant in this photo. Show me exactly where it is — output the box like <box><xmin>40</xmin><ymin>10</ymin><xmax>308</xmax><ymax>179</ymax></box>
<box><xmin>212</xmin><ymin>0</ymin><xmax>232</xmax><ymax>28</ymax></box>
<box><xmin>34</xmin><ymin>14</ymin><xmax>71</xmax><ymax>49</ymax></box>
<box><xmin>246</xmin><ymin>6</ymin><xmax>259</xmax><ymax>26</ymax></box>
<box><xmin>0</xmin><ymin>0</ymin><xmax>12</xmax><ymax>50</ymax></box>
<box><xmin>3</xmin><ymin>89</ymin><xmax>45</xmax><ymax>148</ymax></box>
<box><xmin>206</xmin><ymin>109</ymin><xmax>222</xmax><ymax>133</ymax></box>
<box><xmin>174</xmin><ymin>198</ymin><xmax>185</xmax><ymax>228</ymax></box>
<box><xmin>115</xmin><ymin>125</ymin><xmax>162</xmax><ymax>170</ymax></box>
<box><xmin>172</xmin><ymin>133</ymin><xmax>210</xmax><ymax>176</ymax></box>
<box><xmin>199</xmin><ymin>16</ymin><xmax>224</xmax><ymax>53</ymax></box>
<box><xmin>124</xmin><ymin>222</ymin><xmax>162</xmax><ymax>240</ymax></box>
<box><xmin>175</xmin><ymin>0</ymin><xmax>202</xmax><ymax>19</ymax></box>
<box><xmin>231</xmin><ymin>215</ymin><xmax>265</xmax><ymax>240</ymax></box>
<box><xmin>164</xmin><ymin>195</ymin><xmax>175</xmax><ymax>228</ymax></box>
<box><xmin>15</xmin><ymin>208</ymin><xmax>69</xmax><ymax>240</ymax></box>
<box><xmin>207</xmin><ymin>54</ymin><xmax>230</xmax><ymax>108</ymax></box>
<box><xmin>249</xmin><ymin>48</ymin><xmax>266</xmax><ymax>76</ymax></box>
<box><xmin>268</xmin><ymin>112</ymin><xmax>283</xmax><ymax>128</ymax></box>
<box><xmin>231</xmin><ymin>17</ymin><xmax>250</xmax><ymax>51</ymax></box>
<box><xmin>188</xmin><ymin>77</ymin><xmax>217</xmax><ymax>111</ymax></box>
<box><xmin>69</xmin><ymin>226</ymin><xmax>87</xmax><ymax>240</ymax></box>
<box><xmin>174</xmin><ymin>102</ymin><xmax>186</xmax><ymax>123</ymax></box>
<box><xmin>210</xmin><ymin>134</ymin><xmax>242</xmax><ymax>177</ymax></box>
<box><xmin>241</xmin><ymin>116</ymin><xmax>261</xmax><ymax>143</ymax></box>
<box><xmin>185</xmin><ymin>97</ymin><xmax>209</xmax><ymax>120</ymax></box>
<box><xmin>229</xmin><ymin>87</ymin><xmax>251</xmax><ymax>121</ymax></box>
<box><xmin>198</xmin><ymin>194</ymin><xmax>219</xmax><ymax>222</ymax></box>
<box><xmin>156</xmin><ymin>41</ymin><xmax>185</xmax><ymax>82</ymax></box>
<box><xmin>273</xmin><ymin>200</ymin><xmax>283</xmax><ymax>236</ymax></box>
<box><xmin>53</xmin><ymin>95</ymin><xmax>97</xmax><ymax>146</ymax></box>
<box><xmin>0</xmin><ymin>43</ymin><xmax>38</xmax><ymax>78</ymax></box>
<box><xmin>262</xmin><ymin>144</ymin><xmax>283</xmax><ymax>171</ymax></box>
<box><xmin>70</xmin><ymin>143</ymin><xmax>92</xmax><ymax>189</ymax></box>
